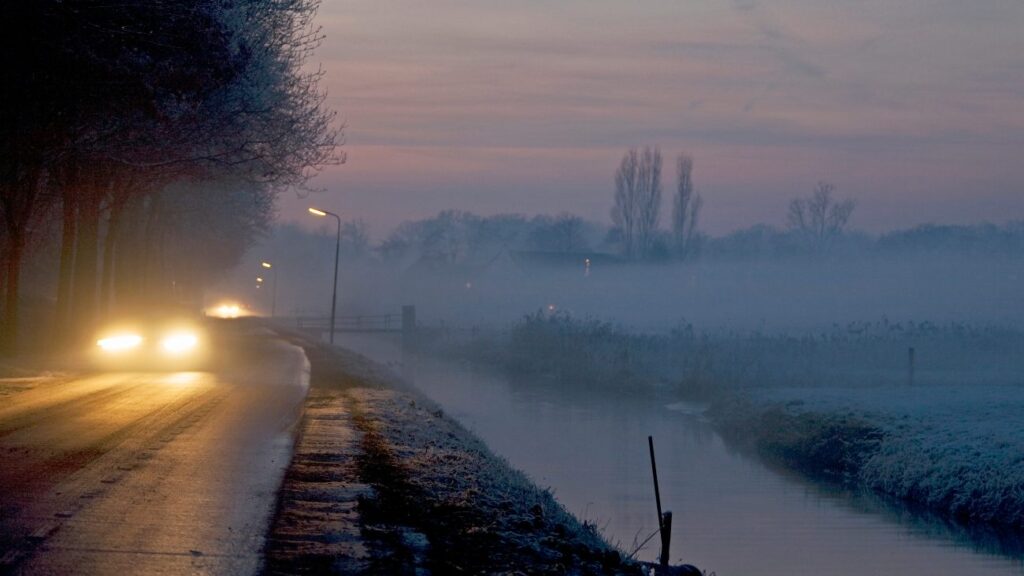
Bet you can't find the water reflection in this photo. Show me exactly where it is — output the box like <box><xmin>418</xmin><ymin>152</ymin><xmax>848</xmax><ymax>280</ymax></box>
<box><xmin>337</xmin><ymin>334</ymin><xmax>1024</xmax><ymax>575</ymax></box>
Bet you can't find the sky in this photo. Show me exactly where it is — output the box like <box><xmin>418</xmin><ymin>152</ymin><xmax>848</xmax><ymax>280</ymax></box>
<box><xmin>282</xmin><ymin>0</ymin><xmax>1024</xmax><ymax>237</ymax></box>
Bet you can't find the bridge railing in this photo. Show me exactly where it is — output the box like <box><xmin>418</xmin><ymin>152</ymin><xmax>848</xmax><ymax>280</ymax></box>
<box><xmin>295</xmin><ymin>306</ymin><xmax>417</xmax><ymax>344</ymax></box>
<box><xmin>295</xmin><ymin>314</ymin><xmax>397</xmax><ymax>332</ymax></box>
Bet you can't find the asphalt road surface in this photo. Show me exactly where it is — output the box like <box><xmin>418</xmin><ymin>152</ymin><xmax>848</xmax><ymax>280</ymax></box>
<box><xmin>0</xmin><ymin>331</ymin><xmax>309</xmax><ymax>575</ymax></box>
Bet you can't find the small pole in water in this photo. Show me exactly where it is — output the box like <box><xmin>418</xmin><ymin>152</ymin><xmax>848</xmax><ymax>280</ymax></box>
<box><xmin>661</xmin><ymin>511</ymin><xmax>673</xmax><ymax>569</ymax></box>
<box><xmin>908</xmin><ymin>346</ymin><xmax>916</xmax><ymax>386</ymax></box>
<box><xmin>649</xmin><ymin>435</ymin><xmax>672</xmax><ymax>568</ymax></box>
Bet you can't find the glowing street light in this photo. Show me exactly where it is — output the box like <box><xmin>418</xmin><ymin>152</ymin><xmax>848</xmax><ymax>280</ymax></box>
<box><xmin>308</xmin><ymin>206</ymin><xmax>341</xmax><ymax>344</ymax></box>
<box><xmin>260</xmin><ymin>261</ymin><xmax>278</xmax><ymax>317</ymax></box>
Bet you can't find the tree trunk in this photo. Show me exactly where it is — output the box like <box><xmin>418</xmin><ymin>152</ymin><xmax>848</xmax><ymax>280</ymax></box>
<box><xmin>112</xmin><ymin>192</ymin><xmax>148</xmax><ymax>313</ymax></box>
<box><xmin>142</xmin><ymin>192</ymin><xmax>164</xmax><ymax>305</ymax></box>
<box><xmin>0</xmin><ymin>166</ymin><xmax>43</xmax><ymax>354</ymax></box>
<box><xmin>99</xmin><ymin>196</ymin><xmax>127</xmax><ymax>318</ymax></box>
<box><xmin>1</xmin><ymin>228</ymin><xmax>25</xmax><ymax>355</ymax></box>
<box><xmin>71</xmin><ymin>189</ymin><xmax>101</xmax><ymax>341</ymax></box>
<box><xmin>0</xmin><ymin>248</ymin><xmax>7</xmax><ymax>320</ymax></box>
<box><xmin>53</xmin><ymin>188</ymin><xmax>77</xmax><ymax>344</ymax></box>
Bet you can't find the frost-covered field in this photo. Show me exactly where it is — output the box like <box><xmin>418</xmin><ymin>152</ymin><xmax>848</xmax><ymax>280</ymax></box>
<box><xmin>747</xmin><ymin>385</ymin><xmax>1024</xmax><ymax>529</ymax></box>
<box><xmin>429</xmin><ymin>314</ymin><xmax>1024</xmax><ymax>532</ymax></box>
<box><xmin>426</xmin><ymin>314</ymin><xmax>1024</xmax><ymax>396</ymax></box>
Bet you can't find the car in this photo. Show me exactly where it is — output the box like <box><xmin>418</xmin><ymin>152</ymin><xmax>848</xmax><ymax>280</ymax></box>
<box><xmin>92</xmin><ymin>317</ymin><xmax>209</xmax><ymax>370</ymax></box>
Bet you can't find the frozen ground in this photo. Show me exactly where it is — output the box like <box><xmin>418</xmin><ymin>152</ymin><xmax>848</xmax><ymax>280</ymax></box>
<box><xmin>736</xmin><ymin>384</ymin><xmax>1024</xmax><ymax>529</ymax></box>
<box><xmin>267</xmin><ymin>335</ymin><xmax>667</xmax><ymax>575</ymax></box>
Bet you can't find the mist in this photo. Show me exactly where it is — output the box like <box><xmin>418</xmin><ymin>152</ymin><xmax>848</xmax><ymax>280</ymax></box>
<box><xmin>212</xmin><ymin>209</ymin><xmax>1024</xmax><ymax>573</ymax></box>
<box><xmin>220</xmin><ymin>216</ymin><xmax>1024</xmax><ymax>333</ymax></box>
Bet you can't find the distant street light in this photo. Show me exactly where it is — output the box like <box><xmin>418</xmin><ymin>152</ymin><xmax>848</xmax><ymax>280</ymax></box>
<box><xmin>261</xmin><ymin>261</ymin><xmax>278</xmax><ymax>317</ymax></box>
<box><xmin>308</xmin><ymin>206</ymin><xmax>341</xmax><ymax>344</ymax></box>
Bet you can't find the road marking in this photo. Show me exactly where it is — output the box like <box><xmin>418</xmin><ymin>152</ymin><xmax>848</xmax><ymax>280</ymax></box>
<box><xmin>26</xmin><ymin>522</ymin><xmax>59</xmax><ymax>543</ymax></box>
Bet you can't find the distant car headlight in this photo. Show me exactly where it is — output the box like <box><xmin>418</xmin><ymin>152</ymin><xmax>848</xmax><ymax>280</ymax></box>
<box><xmin>97</xmin><ymin>334</ymin><xmax>143</xmax><ymax>352</ymax></box>
<box><xmin>161</xmin><ymin>332</ymin><xmax>199</xmax><ymax>355</ymax></box>
<box><xmin>207</xmin><ymin>301</ymin><xmax>245</xmax><ymax>319</ymax></box>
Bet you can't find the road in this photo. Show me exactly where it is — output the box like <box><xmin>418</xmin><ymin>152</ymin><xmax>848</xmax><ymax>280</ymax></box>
<box><xmin>0</xmin><ymin>331</ymin><xmax>309</xmax><ymax>575</ymax></box>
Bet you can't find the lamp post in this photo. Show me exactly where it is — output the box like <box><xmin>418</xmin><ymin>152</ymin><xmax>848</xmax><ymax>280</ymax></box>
<box><xmin>308</xmin><ymin>207</ymin><xmax>341</xmax><ymax>344</ymax></box>
<box><xmin>261</xmin><ymin>261</ymin><xmax>277</xmax><ymax>317</ymax></box>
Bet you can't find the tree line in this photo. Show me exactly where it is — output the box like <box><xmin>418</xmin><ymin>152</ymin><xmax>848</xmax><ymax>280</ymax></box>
<box><xmin>255</xmin><ymin>210</ymin><xmax>1024</xmax><ymax>277</ymax></box>
<box><xmin>609</xmin><ymin>147</ymin><xmax>856</xmax><ymax>260</ymax></box>
<box><xmin>0</xmin><ymin>1</ymin><xmax>339</xmax><ymax>353</ymax></box>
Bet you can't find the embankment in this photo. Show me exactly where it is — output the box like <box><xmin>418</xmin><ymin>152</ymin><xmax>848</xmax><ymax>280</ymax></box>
<box><xmin>265</xmin><ymin>335</ymin><xmax>651</xmax><ymax>575</ymax></box>
<box><xmin>711</xmin><ymin>388</ymin><xmax>1024</xmax><ymax>536</ymax></box>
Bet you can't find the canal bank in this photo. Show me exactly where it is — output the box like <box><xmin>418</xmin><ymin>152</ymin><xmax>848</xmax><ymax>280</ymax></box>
<box><xmin>265</xmin><ymin>336</ymin><xmax>683</xmax><ymax>575</ymax></box>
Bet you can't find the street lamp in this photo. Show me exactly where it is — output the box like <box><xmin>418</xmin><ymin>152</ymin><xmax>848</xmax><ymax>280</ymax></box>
<box><xmin>308</xmin><ymin>206</ymin><xmax>341</xmax><ymax>344</ymax></box>
<box><xmin>261</xmin><ymin>261</ymin><xmax>278</xmax><ymax>317</ymax></box>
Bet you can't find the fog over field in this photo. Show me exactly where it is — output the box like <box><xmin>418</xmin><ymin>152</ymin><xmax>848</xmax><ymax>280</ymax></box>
<box><xmin>223</xmin><ymin>217</ymin><xmax>1024</xmax><ymax>333</ymax></box>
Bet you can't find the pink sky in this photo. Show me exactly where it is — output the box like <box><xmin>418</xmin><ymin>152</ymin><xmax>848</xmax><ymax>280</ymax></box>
<box><xmin>283</xmin><ymin>0</ymin><xmax>1024</xmax><ymax>237</ymax></box>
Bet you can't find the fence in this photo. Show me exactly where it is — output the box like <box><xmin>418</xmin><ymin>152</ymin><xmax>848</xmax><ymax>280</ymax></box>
<box><xmin>295</xmin><ymin>305</ymin><xmax>417</xmax><ymax>347</ymax></box>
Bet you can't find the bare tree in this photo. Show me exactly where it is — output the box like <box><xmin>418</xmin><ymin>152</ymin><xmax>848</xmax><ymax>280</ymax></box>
<box><xmin>671</xmin><ymin>154</ymin><xmax>703</xmax><ymax>259</ymax></box>
<box><xmin>529</xmin><ymin>213</ymin><xmax>587</xmax><ymax>253</ymax></box>
<box><xmin>611</xmin><ymin>147</ymin><xmax>662</xmax><ymax>259</ymax></box>
<box><xmin>787</xmin><ymin>181</ymin><xmax>855</xmax><ymax>253</ymax></box>
<box><xmin>551</xmin><ymin>214</ymin><xmax>587</xmax><ymax>253</ymax></box>
<box><xmin>339</xmin><ymin>219</ymin><xmax>370</xmax><ymax>258</ymax></box>
<box><xmin>611</xmin><ymin>149</ymin><xmax>639</xmax><ymax>258</ymax></box>
<box><xmin>635</xmin><ymin>147</ymin><xmax>663</xmax><ymax>258</ymax></box>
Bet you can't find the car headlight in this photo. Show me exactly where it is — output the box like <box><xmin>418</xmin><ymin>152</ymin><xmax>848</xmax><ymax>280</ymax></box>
<box><xmin>161</xmin><ymin>332</ymin><xmax>199</xmax><ymax>355</ymax></box>
<box><xmin>97</xmin><ymin>334</ymin><xmax>143</xmax><ymax>352</ymax></box>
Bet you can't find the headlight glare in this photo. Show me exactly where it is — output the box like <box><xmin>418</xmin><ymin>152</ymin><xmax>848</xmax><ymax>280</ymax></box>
<box><xmin>97</xmin><ymin>334</ymin><xmax>143</xmax><ymax>352</ymax></box>
<box><xmin>161</xmin><ymin>332</ymin><xmax>199</xmax><ymax>355</ymax></box>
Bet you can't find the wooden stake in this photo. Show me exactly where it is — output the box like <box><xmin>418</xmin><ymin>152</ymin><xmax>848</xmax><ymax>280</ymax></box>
<box><xmin>649</xmin><ymin>436</ymin><xmax>672</xmax><ymax>568</ymax></box>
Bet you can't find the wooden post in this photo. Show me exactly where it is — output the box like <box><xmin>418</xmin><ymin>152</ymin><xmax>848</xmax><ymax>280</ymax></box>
<box><xmin>402</xmin><ymin>305</ymin><xmax>416</xmax><ymax>352</ymax></box>
<box><xmin>660</xmin><ymin>511</ymin><xmax>673</xmax><ymax>569</ymax></box>
<box><xmin>649</xmin><ymin>436</ymin><xmax>672</xmax><ymax>569</ymax></box>
<box><xmin>908</xmin><ymin>346</ymin><xmax>915</xmax><ymax>386</ymax></box>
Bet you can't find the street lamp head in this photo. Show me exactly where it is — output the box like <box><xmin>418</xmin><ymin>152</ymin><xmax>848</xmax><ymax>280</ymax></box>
<box><xmin>261</xmin><ymin>262</ymin><xmax>272</xmax><ymax>269</ymax></box>
<box><xmin>256</xmin><ymin>277</ymin><xmax>264</xmax><ymax>283</ymax></box>
<box><xmin>308</xmin><ymin>207</ymin><xmax>328</xmax><ymax>217</ymax></box>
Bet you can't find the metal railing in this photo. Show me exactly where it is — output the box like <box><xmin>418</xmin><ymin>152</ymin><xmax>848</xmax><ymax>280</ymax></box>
<box><xmin>296</xmin><ymin>313</ymin><xmax>401</xmax><ymax>333</ymax></box>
